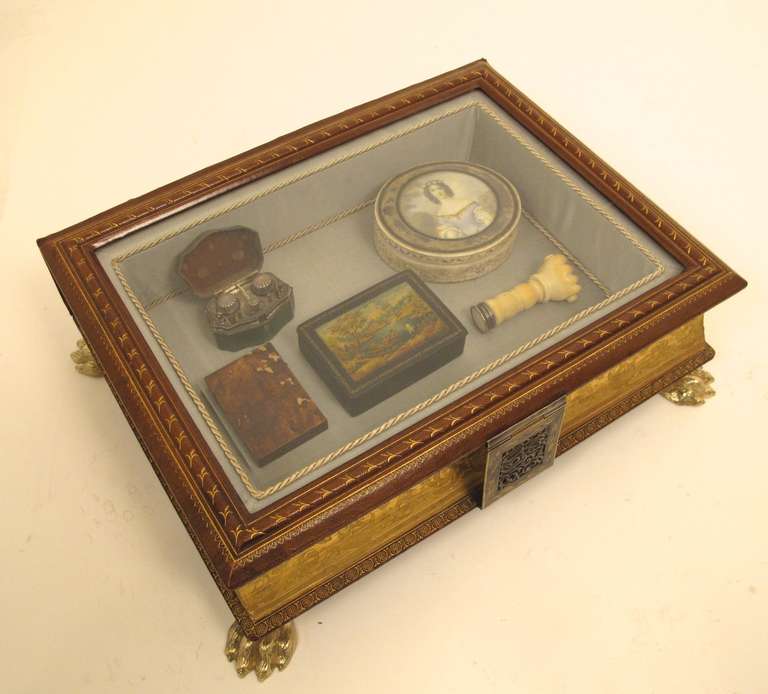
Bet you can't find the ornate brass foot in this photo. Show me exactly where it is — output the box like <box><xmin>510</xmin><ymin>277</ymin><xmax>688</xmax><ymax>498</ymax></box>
<box><xmin>70</xmin><ymin>338</ymin><xmax>104</xmax><ymax>377</ymax></box>
<box><xmin>225</xmin><ymin>620</ymin><xmax>296</xmax><ymax>681</ymax></box>
<box><xmin>661</xmin><ymin>367</ymin><xmax>715</xmax><ymax>406</ymax></box>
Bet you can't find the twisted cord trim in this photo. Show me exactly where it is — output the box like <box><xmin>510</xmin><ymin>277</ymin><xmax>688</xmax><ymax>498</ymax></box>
<box><xmin>111</xmin><ymin>101</ymin><xmax>664</xmax><ymax>500</ymax></box>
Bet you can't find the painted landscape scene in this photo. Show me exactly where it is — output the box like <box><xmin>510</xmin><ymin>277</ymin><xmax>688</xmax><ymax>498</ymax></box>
<box><xmin>317</xmin><ymin>281</ymin><xmax>449</xmax><ymax>384</ymax></box>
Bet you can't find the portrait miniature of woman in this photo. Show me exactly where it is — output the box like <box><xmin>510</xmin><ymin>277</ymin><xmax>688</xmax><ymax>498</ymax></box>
<box><xmin>423</xmin><ymin>180</ymin><xmax>494</xmax><ymax>239</ymax></box>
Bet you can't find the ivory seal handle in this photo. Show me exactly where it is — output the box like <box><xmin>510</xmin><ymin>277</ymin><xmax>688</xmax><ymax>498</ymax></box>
<box><xmin>471</xmin><ymin>254</ymin><xmax>581</xmax><ymax>333</ymax></box>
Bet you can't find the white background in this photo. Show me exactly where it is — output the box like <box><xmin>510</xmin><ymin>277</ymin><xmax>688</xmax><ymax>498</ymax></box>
<box><xmin>2</xmin><ymin>1</ymin><xmax>767</xmax><ymax>692</ymax></box>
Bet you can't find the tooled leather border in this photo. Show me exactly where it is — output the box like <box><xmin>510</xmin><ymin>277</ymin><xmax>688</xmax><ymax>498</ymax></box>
<box><xmin>38</xmin><ymin>60</ymin><xmax>746</xmax><ymax>589</ymax></box>
<box><xmin>243</xmin><ymin>343</ymin><xmax>715</xmax><ymax>637</ymax></box>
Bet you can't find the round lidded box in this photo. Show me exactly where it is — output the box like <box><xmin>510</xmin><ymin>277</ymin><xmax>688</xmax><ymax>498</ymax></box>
<box><xmin>374</xmin><ymin>161</ymin><xmax>521</xmax><ymax>283</ymax></box>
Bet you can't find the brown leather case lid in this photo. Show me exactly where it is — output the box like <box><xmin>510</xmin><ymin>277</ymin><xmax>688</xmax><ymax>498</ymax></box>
<box><xmin>178</xmin><ymin>226</ymin><xmax>263</xmax><ymax>297</ymax></box>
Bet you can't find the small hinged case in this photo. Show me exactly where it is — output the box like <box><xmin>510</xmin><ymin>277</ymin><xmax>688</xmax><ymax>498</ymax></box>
<box><xmin>178</xmin><ymin>226</ymin><xmax>294</xmax><ymax>351</ymax></box>
<box><xmin>297</xmin><ymin>271</ymin><xmax>468</xmax><ymax>416</ymax></box>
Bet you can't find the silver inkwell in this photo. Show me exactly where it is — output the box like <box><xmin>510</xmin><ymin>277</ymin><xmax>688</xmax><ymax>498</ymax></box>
<box><xmin>179</xmin><ymin>226</ymin><xmax>294</xmax><ymax>351</ymax></box>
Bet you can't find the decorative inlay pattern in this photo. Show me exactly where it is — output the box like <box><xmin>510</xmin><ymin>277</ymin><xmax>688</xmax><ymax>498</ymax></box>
<box><xmin>42</xmin><ymin>61</ymin><xmax>741</xmax><ymax>585</ymax></box>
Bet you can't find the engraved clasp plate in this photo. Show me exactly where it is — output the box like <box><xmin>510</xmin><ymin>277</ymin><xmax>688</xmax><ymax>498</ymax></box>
<box><xmin>481</xmin><ymin>396</ymin><xmax>567</xmax><ymax>509</ymax></box>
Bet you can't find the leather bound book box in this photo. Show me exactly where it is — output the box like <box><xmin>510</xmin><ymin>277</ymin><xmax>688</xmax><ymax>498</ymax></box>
<box><xmin>37</xmin><ymin>60</ymin><xmax>746</xmax><ymax>678</ymax></box>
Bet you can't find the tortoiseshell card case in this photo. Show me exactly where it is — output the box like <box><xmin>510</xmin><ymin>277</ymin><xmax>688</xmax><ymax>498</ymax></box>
<box><xmin>205</xmin><ymin>344</ymin><xmax>327</xmax><ymax>465</ymax></box>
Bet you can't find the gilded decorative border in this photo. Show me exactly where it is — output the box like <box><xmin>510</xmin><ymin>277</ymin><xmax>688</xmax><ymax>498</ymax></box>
<box><xmin>557</xmin><ymin>345</ymin><xmax>715</xmax><ymax>453</ymax></box>
<box><xmin>244</xmin><ymin>344</ymin><xmax>714</xmax><ymax>636</ymax></box>
<box><xmin>43</xmin><ymin>61</ymin><xmax>742</xmax><ymax>581</ymax></box>
<box><xmin>249</xmin><ymin>495</ymin><xmax>476</xmax><ymax>637</ymax></box>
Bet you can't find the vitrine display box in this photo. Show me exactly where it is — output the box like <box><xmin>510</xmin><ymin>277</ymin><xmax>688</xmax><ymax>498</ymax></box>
<box><xmin>38</xmin><ymin>60</ymin><xmax>746</xmax><ymax>679</ymax></box>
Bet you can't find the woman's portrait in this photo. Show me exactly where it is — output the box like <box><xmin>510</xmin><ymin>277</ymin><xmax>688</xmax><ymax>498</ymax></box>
<box><xmin>399</xmin><ymin>170</ymin><xmax>498</xmax><ymax>240</ymax></box>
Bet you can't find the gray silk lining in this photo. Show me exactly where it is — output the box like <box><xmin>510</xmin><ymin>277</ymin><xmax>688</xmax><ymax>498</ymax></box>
<box><xmin>98</xmin><ymin>92</ymin><xmax>681</xmax><ymax>512</ymax></box>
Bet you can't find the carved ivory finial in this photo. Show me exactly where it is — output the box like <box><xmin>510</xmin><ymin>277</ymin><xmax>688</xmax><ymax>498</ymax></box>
<box><xmin>471</xmin><ymin>254</ymin><xmax>581</xmax><ymax>333</ymax></box>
